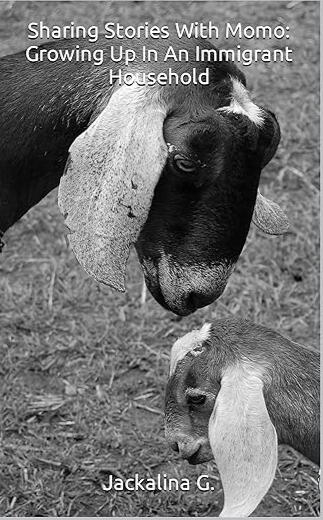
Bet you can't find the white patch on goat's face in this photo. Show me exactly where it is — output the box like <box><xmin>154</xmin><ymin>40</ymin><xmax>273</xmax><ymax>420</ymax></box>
<box><xmin>170</xmin><ymin>323</ymin><xmax>211</xmax><ymax>376</ymax></box>
<box><xmin>219</xmin><ymin>77</ymin><xmax>264</xmax><ymax>127</ymax></box>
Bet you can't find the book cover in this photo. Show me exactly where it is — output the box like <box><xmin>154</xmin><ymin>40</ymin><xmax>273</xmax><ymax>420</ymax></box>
<box><xmin>0</xmin><ymin>1</ymin><xmax>319</xmax><ymax>517</ymax></box>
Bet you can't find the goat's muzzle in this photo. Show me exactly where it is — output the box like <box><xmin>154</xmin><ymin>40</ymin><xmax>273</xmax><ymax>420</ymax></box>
<box><xmin>166</xmin><ymin>431</ymin><xmax>213</xmax><ymax>464</ymax></box>
<box><xmin>139</xmin><ymin>254</ymin><xmax>234</xmax><ymax>315</ymax></box>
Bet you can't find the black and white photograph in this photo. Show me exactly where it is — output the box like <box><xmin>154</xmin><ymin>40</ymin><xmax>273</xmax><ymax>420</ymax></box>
<box><xmin>0</xmin><ymin>0</ymin><xmax>320</xmax><ymax>517</ymax></box>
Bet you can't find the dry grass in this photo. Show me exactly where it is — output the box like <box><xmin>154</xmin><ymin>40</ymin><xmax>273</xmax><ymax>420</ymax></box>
<box><xmin>0</xmin><ymin>1</ymin><xmax>320</xmax><ymax>517</ymax></box>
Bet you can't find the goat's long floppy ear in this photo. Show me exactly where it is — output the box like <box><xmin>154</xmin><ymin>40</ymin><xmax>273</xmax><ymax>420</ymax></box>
<box><xmin>58</xmin><ymin>83</ymin><xmax>168</xmax><ymax>291</ymax></box>
<box><xmin>253</xmin><ymin>190</ymin><xmax>289</xmax><ymax>235</ymax></box>
<box><xmin>209</xmin><ymin>365</ymin><xmax>278</xmax><ymax>518</ymax></box>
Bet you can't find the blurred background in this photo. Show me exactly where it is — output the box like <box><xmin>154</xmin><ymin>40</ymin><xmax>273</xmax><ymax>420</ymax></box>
<box><xmin>0</xmin><ymin>1</ymin><xmax>319</xmax><ymax>516</ymax></box>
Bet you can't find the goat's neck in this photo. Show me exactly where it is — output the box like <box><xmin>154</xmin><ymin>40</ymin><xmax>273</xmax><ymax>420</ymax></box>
<box><xmin>266</xmin><ymin>365</ymin><xmax>320</xmax><ymax>465</ymax></box>
<box><xmin>0</xmin><ymin>52</ymin><xmax>110</xmax><ymax>232</ymax></box>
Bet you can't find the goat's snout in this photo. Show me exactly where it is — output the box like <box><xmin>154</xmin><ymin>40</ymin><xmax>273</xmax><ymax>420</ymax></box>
<box><xmin>167</xmin><ymin>433</ymin><xmax>208</xmax><ymax>464</ymax></box>
<box><xmin>172</xmin><ymin>439</ymin><xmax>201</xmax><ymax>459</ymax></box>
<box><xmin>139</xmin><ymin>253</ymin><xmax>232</xmax><ymax>315</ymax></box>
<box><xmin>173</xmin><ymin>439</ymin><xmax>201</xmax><ymax>460</ymax></box>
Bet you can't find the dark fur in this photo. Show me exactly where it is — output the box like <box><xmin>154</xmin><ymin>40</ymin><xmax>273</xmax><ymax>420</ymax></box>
<box><xmin>0</xmin><ymin>37</ymin><xmax>280</xmax><ymax>315</ymax></box>
<box><xmin>165</xmin><ymin>318</ymin><xmax>319</xmax><ymax>464</ymax></box>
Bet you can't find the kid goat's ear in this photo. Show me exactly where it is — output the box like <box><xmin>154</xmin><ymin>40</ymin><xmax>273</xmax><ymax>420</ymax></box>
<box><xmin>208</xmin><ymin>364</ymin><xmax>278</xmax><ymax>518</ymax></box>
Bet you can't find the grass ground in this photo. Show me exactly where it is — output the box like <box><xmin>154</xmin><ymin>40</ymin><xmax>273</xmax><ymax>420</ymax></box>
<box><xmin>0</xmin><ymin>1</ymin><xmax>320</xmax><ymax>517</ymax></box>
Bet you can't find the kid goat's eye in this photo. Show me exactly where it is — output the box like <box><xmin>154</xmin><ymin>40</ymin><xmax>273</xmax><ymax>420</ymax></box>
<box><xmin>173</xmin><ymin>153</ymin><xmax>196</xmax><ymax>173</ymax></box>
<box><xmin>187</xmin><ymin>393</ymin><xmax>206</xmax><ymax>405</ymax></box>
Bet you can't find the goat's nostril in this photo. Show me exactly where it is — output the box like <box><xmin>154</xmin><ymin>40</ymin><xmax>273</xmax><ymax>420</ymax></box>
<box><xmin>170</xmin><ymin>442</ymin><xmax>179</xmax><ymax>453</ymax></box>
<box><xmin>187</xmin><ymin>446</ymin><xmax>202</xmax><ymax>465</ymax></box>
<box><xmin>187</xmin><ymin>291</ymin><xmax>215</xmax><ymax>311</ymax></box>
<box><xmin>186</xmin><ymin>292</ymin><xmax>198</xmax><ymax>311</ymax></box>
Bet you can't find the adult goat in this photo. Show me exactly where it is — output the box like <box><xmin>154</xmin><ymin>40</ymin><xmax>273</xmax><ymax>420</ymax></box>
<box><xmin>0</xmin><ymin>36</ymin><xmax>288</xmax><ymax>315</ymax></box>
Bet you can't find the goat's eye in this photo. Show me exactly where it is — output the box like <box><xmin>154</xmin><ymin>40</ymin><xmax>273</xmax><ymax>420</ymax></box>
<box><xmin>173</xmin><ymin>154</ymin><xmax>196</xmax><ymax>173</ymax></box>
<box><xmin>187</xmin><ymin>394</ymin><xmax>206</xmax><ymax>405</ymax></box>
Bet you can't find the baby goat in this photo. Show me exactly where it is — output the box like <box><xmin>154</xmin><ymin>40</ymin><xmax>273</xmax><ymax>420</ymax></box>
<box><xmin>165</xmin><ymin>319</ymin><xmax>319</xmax><ymax>517</ymax></box>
